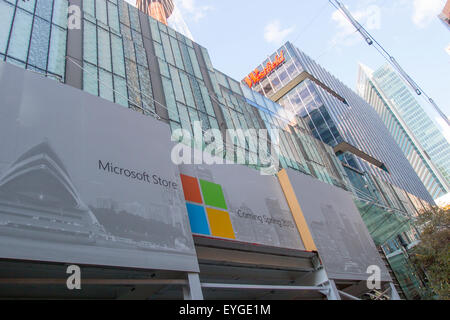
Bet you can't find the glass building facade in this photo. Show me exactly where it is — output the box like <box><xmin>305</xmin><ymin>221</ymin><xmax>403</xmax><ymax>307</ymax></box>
<box><xmin>357</xmin><ymin>63</ymin><xmax>449</xmax><ymax>200</ymax></box>
<box><xmin>245</xmin><ymin>42</ymin><xmax>434</xmax><ymax>205</ymax></box>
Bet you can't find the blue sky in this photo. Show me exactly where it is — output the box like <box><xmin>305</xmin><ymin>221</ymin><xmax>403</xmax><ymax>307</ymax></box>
<box><xmin>127</xmin><ymin>0</ymin><xmax>450</xmax><ymax>133</ymax></box>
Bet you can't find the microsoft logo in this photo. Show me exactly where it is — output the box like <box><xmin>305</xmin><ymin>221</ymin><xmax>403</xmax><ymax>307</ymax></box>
<box><xmin>180</xmin><ymin>174</ymin><xmax>235</xmax><ymax>240</ymax></box>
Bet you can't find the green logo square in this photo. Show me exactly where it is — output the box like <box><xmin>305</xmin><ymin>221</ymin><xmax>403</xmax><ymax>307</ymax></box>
<box><xmin>199</xmin><ymin>179</ymin><xmax>228</xmax><ymax>210</ymax></box>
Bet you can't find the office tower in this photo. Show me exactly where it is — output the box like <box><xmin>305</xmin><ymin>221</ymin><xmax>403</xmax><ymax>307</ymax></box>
<box><xmin>136</xmin><ymin>0</ymin><xmax>175</xmax><ymax>25</ymax></box>
<box><xmin>357</xmin><ymin>63</ymin><xmax>449</xmax><ymax>200</ymax></box>
<box><xmin>244</xmin><ymin>42</ymin><xmax>434</xmax><ymax>205</ymax></box>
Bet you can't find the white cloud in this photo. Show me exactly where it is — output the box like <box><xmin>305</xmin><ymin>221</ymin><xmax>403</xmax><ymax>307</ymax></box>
<box><xmin>264</xmin><ymin>20</ymin><xmax>295</xmax><ymax>45</ymax></box>
<box><xmin>175</xmin><ymin>0</ymin><xmax>213</xmax><ymax>22</ymax></box>
<box><xmin>412</xmin><ymin>0</ymin><xmax>445</xmax><ymax>28</ymax></box>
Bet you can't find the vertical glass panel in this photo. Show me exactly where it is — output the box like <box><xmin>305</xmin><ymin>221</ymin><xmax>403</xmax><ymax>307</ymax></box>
<box><xmin>107</xmin><ymin>2</ymin><xmax>120</xmax><ymax>32</ymax></box>
<box><xmin>201</xmin><ymin>47</ymin><xmax>214</xmax><ymax>71</ymax></box>
<box><xmin>169</xmin><ymin>65</ymin><xmax>185</xmax><ymax>104</ymax></box>
<box><xmin>18</xmin><ymin>0</ymin><xmax>36</xmax><ymax>13</ymax></box>
<box><xmin>128</xmin><ymin>6</ymin><xmax>141</xmax><ymax>32</ymax></box>
<box><xmin>35</xmin><ymin>0</ymin><xmax>53</xmax><ymax>21</ymax></box>
<box><xmin>96</xmin><ymin>0</ymin><xmax>108</xmax><ymax>25</ymax></box>
<box><xmin>179</xmin><ymin>42</ymin><xmax>193</xmax><ymax>74</ymax></box>
<box><xmin>8</xmin><ymin>9</ymin><xmax>33</xmax><ymax>62</ymax></box>
<box><xmin>83</xmin><ymin>62</ymin><xmax>98</xmax><ymax>95</ymax></box>
<box><xmin>125</xmin><ymin>59</ymin><xmax>141</xmax><ymax>107</ymax></box>
<box><xmin>111</xmin><ymin>34</ymin><xmax>125</xmax><ymax>76</ymax></box>
<box><xmin>191</xmin><ymin>79</ymin><xmax>206</xmax><ymax>113</ymax></box>
<box><xmin>99</xmin><ymin>69</ymin><xmax>114</xmax><ymax>102</ymax></box>
<box><xmin>169</xmin><ymin>36</ymin><xmax>184</xmax><ymax>70</ymax></box>
<box><xmin>138</xmin><ymin>65</ymin><xmax>154</xmax><ymax>112</ymax></box>
<box><xmin>28</xmin><ymin>17</ymin><xmax>51</xmax><ymax>70</ymax></box>
<box><xmin>53</xmin><ymin>0</ymin><xmax>68</xmax><ymax>28</ymax></box>
<box><xmin>149</xmin><ymin>17</ymin><xmax>161</xmax><ymax>43</ymax></box>
<box><xmin>82</xmin><ymin>0</ymin><xmax>95</xmax><ymax>16</ymax></box>
<box><xmin>188</xmin><ymin>47</ymin><xmax>202</xmax><ymax>79</ymax></box>
<box><xmin>178</xmin><ymin>103</ymin><xmax>192</xmax><ymax>136</ymax></box>
<box><xmin>162</xmin><ymin>76</ymin><xmax>179</xmax><ymax>122</ymax></box>
<box><xmin>158</xmin><ymin>60</ymin><xmax>170</xmax><ymax>78</ymax></box>
<box><xmin>180</xmin><ymin>73</ymin><xmax>195</xmax><ymax>108</ymax></box>
<box><xmin>113</xmin><ymin>75</ymin><xmax>128</xmax><ymax>107</ymax></box>
<box><xmin>200</xmin><ymin>85</ymin><xmax>215</xmax><ymax>116</ymax></box>
<box><xmin>118</xmin><ymin>0</ymin><xmax>130</xmax><ymax>26</ymax></box>
<box><xmin>83</xmin><ymin>20</ymin><xmax>97</xmax><ymax>65</ymax></box>
<box><xmin>167</xmin><ymin>27</ymin><xmax>176</xmax><ymax>38</ymax></box>
<box><xmin>98</xmin><ymin>27</ymin><xmax>112</xmax><ymax>71</ymax></box>
<box><xmin>123</xmin><ymin>39</ymin><xmax>135</xmax><ymax>62</ymax></box>
<box><xmin>47</xmin><ymin>24</ymin><xmax>66</xmax><ymax>78</ymax></box>
<box><xmin>135</xmin><ymin>44</ymin><xmax>148</xmax><ymax>68</ymax></box>
<box><xmin>160</xmin><ymin>32</ymin><xmax>174</xmax><ymax>66</ymax></box>
<box><xmin>0</xmin><ymin>1</ymin><xmax>15</xmax><ymax>54</ymax></box>
<box><xmin>154</xmin><ymin>41</ymin><xmax>164</xmax><ymax>60</ymax></box>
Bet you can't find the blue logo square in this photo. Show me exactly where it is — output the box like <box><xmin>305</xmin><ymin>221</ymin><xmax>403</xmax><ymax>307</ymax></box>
<box><xmin>186</xmin><ymin>203</ymin><xmax>210</xmax><ymax>236</ymax></box>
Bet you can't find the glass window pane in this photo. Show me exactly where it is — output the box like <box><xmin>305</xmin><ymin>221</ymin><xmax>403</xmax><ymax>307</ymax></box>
<box><xmin>111</xmin><ymin>34</ymin><xmax>125</xmax><ymax>76</ymax></box>
<box><xmin>53</xmin><ymin>0</ymin><xmax>68</xmax><ymax>28</ymax></box>
<box><xmin>47</xmin><ymin>24</ymin><xmax>67</xmax><ymax>79</ymax></box>
<box><xmin>154</xmin><ymin>41</ymin><xmax>164</xmax><ymax>60</ymax></box>
<box><xmin>83</xmin><ymin>62</ymin><xmax>98</xmax><ymax>95</ymax></box>
<box><xmin>128</xmin><ymin>6</ymin><xmax>141</xmax><ymax>32</ymax></box>
<box><xmin>180</xmin><ymin>72</ymin><xmax>195</xmax><ymax>108</ymax></box>
<box><xmin>162</xmin><ymin>76</ymin><xmax>178</xmax><ymax>122</ymax></box>
<box><xmin>0</xmin><ymin>1</ymin><xmax>15</xmax><ymax>54</ymax></box>
<box><xmin>169</xmin><ymin>65</ymin><xmax>185</xmax><ymax>104</ymax></box>
<box><xmin>98</xmin><ymin>27</ymin><xmax>112</xmax><ymax>71</ymax></box>
<box><xmin>96</xmin><ymin>0</ymin><xmax>108</xmax><ymax>25</ymax></box>
<box><xmin>28</xmin><ymin>17</ymin><xmax>51</xmax><ymax>70</ymax></box>
<box><xmin>170</xmin><ymin>36</ymin><xmax>184</xmax><ymax>70</ymax></box>
<box><xmin>114</xmin><ymin>75</ymin><xmax>128</xmax><ymax>107</ymax></box>
<box><xmin>158</xmin><ymin>60</ymin><xmax>169</xmax><ymax>78</ymax></box>
<box><xmin>107</xmin><ymin>2</ymin><xmax>120</xmax><ymax>32</ymax></box>
<box><xmin>99</xmin><ymin>69</ymin><xmax>114</xmax><ymax>102</ymax></box>
<box><xmin>188</xmin><ymin>47</ymin><xmax>202</xmax><ymax>79</ymax></box>
<box><xmin>82</xmin><ymin>0</ymin><xmax>95</xmax><ymax>16</ymax></box>
<box><xmin>125</xmin><ymin>59</ymin><xmax>141</xmax><ymax>107</ymax></box>
<box><xmin>138</xmin><ymin>65</ymin><xmax>154</xmax><ymax>112</ymax></box>
<box><xmin>200</xmin><ymin>85</ymin><xmax>215</xmax><ymax>116</ymax></box>
<box><xmin>83</xmin><ymin>20</ymin><xmax>97</xmax><ymax>65</ymax></box>
<box><xmin>35</xmin><ymin>0</ymin><xmax>53</xmax><ymax>21</ymax></box>
<box><xmin>149</xmin><ymin>18</ymin><xmax>161</xmax><ymax>43</ymax></box>
<box><xmin>118</xmin><ymin>0</ymin><xmax>130</xmax><ymax>26</ymax></box>
<box><xmin>8</xmin><ymin>9</ymin><xmax>33</xmax><ymax>62</ymax></box>
<box><xmin>18</xmin><ymin>0</ymin><xmax>36</xmax><ymax>13</ymax></box>
<box><xmin>160</xmin><ymin>32</ymin><xmax>174</xmax><ymax>66</ymax></box>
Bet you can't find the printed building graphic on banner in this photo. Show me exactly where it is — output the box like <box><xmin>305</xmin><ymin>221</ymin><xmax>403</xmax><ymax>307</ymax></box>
<box><xmin>0</xmin><ymin>62</ymin><xmax>199</xmax><ymax>273</ymax></box>
<box><xmin>280</xmin><ymin>169</ymin><xmax>391</xmax><ymax>281</ymax></box>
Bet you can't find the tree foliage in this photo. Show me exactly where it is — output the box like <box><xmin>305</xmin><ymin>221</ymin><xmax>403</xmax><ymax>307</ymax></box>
<box><xmin>411</xmin><ymin>206</ymin><xmax>450</xmax><ymax>300</ymax></box>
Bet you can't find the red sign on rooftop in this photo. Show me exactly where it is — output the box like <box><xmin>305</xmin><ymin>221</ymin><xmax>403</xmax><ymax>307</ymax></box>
<box><xmin>244</xmin><ymin>51</ymin><xmax>285</xmax><ymax>88</ymax></box>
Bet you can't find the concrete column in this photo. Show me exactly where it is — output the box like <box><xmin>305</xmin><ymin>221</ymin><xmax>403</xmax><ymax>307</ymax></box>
<box><xmin>183</xmin><ymin>273</ymin><xmax>203</xmax><ymax>300</ymax></box>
